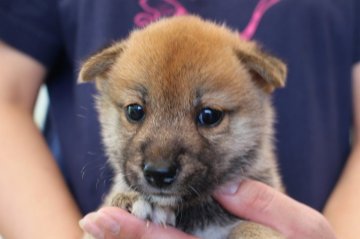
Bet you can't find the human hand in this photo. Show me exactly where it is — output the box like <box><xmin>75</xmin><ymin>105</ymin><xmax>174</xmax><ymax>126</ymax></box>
<box><xmin>79</xmin><ymin>180</ymin><xmax>337</xmax><ymax>239</ymax></box>
<box><xmin>79</xmin><ymin>207</ymin><xmax>197</xmax><ymax>239</ymax></box>
<box><xmin>213</xmin><ymin>180</ymin><xmax>337</xmax><ymax>239</ymax></box>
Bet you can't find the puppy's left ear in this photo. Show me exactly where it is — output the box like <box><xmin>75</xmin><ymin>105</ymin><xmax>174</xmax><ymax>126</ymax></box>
<box><xmin>78</xmin><ymin>41</ymin><xmax>125</xmax><ymax>83</ymax></box>
<box><xmin>236</xmin><ymin>47</ymin><xmax>287</xmax><ymax>93</ymax></box>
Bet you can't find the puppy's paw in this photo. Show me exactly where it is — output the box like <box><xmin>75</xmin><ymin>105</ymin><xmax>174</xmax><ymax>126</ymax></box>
<box><xmin>229</xmin><ymin>221</ymin><xmax>284</xmax><ymax>239</ymax></box>
<box><xmin>111</xmin><ymin>192</ymin><xmax>176</xmax><ymax>226</ymax></box>
<box><xmin>111</xmin><ymin>191</ymin><xmax>140</xmax><ymax>212</ymax></box>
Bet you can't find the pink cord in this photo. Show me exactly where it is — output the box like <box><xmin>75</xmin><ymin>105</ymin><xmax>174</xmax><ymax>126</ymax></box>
<box><xmin>163</xmin><ymin>0</ymin><xmax>188</xmax><ymax>16</ymax></box>
<box><xmin>241</xmin><ymin>0</ymin><xmax>280</xmax><ymax>40</ymax></box>
<box><xmin>134</xmin><ymin>0</ymin><xmax>281</xmax><ymax>40</ymax></box>
<box><xmin>134</xmin><ymin>0</ymin><xmax>188</xmax><ymax>27</ymax></box>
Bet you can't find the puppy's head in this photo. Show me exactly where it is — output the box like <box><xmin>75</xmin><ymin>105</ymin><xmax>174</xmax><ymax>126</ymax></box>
<box><xmin>79</xmin><ymin>16</ymin><xmax>286</xmax><ymax>206</ymax></box>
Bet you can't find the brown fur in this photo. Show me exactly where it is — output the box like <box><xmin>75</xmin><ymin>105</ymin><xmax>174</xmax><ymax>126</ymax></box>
<box><xmin>80</xmin><ymin>16</ymin><xmax>287</xmax><ymax>239</ymax></box>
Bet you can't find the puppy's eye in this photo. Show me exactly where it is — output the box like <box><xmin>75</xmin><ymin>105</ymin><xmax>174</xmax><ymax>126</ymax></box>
<box><xmin>126</xmin><ymin>104</ymin><xmax>145</xmax><ymax>122</ymax></box>
<box><xmin>197</xmin><ymin>108</ymin><xmax>223</xmax><ymax>127</ymax></box>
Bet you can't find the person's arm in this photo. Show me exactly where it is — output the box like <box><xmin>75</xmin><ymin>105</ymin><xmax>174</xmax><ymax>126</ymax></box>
<box><xmin>323</xmin><ymin>62</ymin><xmax>360</xmax><ymax>239</ymax></box>
<box><xmin>0</xmin><ymin>42</ymin><xmax>82</xmax><ymax>239</ymax></box>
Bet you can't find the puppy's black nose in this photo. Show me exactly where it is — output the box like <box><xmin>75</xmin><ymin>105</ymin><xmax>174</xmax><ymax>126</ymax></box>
<box><xmin>143</xmin><ymin>162</ymin><xmax>179</xmax><ymax>188</ymax></box>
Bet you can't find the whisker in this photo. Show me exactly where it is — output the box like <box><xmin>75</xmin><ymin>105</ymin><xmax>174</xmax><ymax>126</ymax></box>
<box><xmin>188</xmin><ymin>185</ymin><xmax>201</xmax><ymax>197</ymax></box>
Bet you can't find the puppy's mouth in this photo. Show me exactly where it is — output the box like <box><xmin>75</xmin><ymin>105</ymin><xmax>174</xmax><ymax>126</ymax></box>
<box><xmin>130</xmin><ymin>179</ymin><xmax>202</xmax><ymax>206</ymax></box>
<box><xmin>148</xmin><ymin>194</ymin><xmax>180</xmax><ymax>207</ymax></box>
<box><xmin>128</xmin><ymin>185</ymin><xmax>183</xmax><ymax>207</ymax></box>
<box><xmin>138</xmin><ymin>184</ymin><xmax>184</xmax><ymax>197</ymax></box>
<box><xmin>132</xmin><ymin>177</ymin><xmax>212</xmax><ymax>207</ymax></box>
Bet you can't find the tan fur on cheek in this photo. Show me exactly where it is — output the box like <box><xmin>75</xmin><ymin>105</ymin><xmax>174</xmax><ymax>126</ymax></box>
<box><xmin>96</xmin><ymin>96</ymin><xmax>137</xmax><ymax>172</ymax></box>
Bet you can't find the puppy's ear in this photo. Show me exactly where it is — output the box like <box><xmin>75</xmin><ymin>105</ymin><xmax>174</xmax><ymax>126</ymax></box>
<box><xmin>78</xmin><ymin>41</ymin><xmax>125</xmax><ymax>83</ymax></box>
<box><xmin>236</xmin><ymin>47</ymin><xmax>287</xmax><ymax>93</ymax></box>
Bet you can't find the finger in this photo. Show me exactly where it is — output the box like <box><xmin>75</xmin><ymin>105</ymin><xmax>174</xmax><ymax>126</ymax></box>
<box><xmin>213</xmin><ymin>180</ymin><xmax>336</xmax><ymax>239</ymax></box>
<box><xmin>96</xmin><ymin>211</ymin><xmax>121</xmax><ymax>239</ymax></box>
<box><xmin>79</xmin><ymin>212</ymin><xmax>105</xmax><ymax>239</ymax></box>
<box><xmin>80</xmin><ymin>212</ymin><xmax>122</xmax><ymax>239</ymax></box>
<box><xmin>89</xmin><ymin>207</ymin><xmax>198</xmax><ymax>239</ymax></box>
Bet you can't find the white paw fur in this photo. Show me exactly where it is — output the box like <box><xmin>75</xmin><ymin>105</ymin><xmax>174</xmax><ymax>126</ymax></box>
<box><xmin>132</xmin><ymin>198</ymin><xmax>176</xmax><ymax>226</ymax></box>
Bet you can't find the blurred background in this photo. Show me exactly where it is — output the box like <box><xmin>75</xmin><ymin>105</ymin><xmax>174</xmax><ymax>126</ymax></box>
<box><xmin>34</xmin><ymin>86</ymin><xmax>49</xmax><ymax>130</ymax></box>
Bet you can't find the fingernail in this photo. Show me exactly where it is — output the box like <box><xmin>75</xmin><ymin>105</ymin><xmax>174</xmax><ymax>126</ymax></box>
<box><xmin>79</xmin><ymin>216</ymin><xmax>105</xmax><ymax>239</ymax></box>
<box><xmin>79</xmin><ymin>218</ymin><xmax>86</xmax><ymax>229</ymax></box>
<box><xmin>216</xmin><ymin>179</ymin><xmax>242</xmax><ymax>195</ymax></box>
<box><xmin>98</xmin><ymin>211</ymin><xmax>121</xmax><ymax>235</ymax></box>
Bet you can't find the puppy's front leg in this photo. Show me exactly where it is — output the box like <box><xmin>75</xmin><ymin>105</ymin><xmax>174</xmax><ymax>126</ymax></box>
<box><xmin>111</xmin><ymin>192</ymin><xmax>176</xmax><ymax>227</ymax></box>
<box><xmin>229</xmin><ymin>221</ymin><xmax>284</xmax><ymax>239</ymax></box>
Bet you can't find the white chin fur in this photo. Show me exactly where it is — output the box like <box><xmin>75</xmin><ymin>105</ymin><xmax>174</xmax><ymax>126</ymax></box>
<box><xmin>150</xmin><ymin>195</ymin><xmax>180</xmax><ymax>207</ymax></box>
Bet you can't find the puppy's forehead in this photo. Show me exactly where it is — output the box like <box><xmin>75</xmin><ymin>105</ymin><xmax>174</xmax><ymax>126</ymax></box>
<box><xmin>109</xmin><ymin>17</ymin><xmax>252</xmax><ymax>108</ymax></box>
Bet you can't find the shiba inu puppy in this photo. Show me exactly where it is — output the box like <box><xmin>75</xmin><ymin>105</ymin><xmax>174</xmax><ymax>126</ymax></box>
<box><xmin>80</xmin><ymin>16</ymin><xmax>287</xmax><ymax>239</ymax></box>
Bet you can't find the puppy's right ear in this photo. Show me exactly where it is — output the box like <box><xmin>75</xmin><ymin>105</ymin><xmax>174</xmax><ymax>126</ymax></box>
<box><xmin>78</xmin><ymin>41</ymin><xmax>125</xmax><ymax>83</ymax></box>
<box><xmin>236</xmin><ymin>46</ymin><xmax>287</xmax><ymax>93</ymax></box>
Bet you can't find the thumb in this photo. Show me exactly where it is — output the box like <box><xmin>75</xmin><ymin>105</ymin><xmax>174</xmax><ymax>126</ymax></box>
<box><xmin>213</xmin><ymin>180</ymin><xmax>336</xmax><ymax>239</ymax></box>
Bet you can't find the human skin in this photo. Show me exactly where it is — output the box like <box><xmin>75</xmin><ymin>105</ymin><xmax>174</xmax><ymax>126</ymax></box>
<box><xmin>323</xmin><ymin>63</ymin><xmax>360</xmax><ymax>239</ymax></box>
<box><xmin>0</xmin><ymin>42</ymin><xmax>83</xmax><ymax>239</ymax></box>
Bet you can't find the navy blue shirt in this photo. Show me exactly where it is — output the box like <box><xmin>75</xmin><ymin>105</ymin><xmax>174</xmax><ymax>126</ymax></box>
<box><xmin>0</xmin><ymin>0</ymin><xmax>358</xmax><ymax>214</ymax></box>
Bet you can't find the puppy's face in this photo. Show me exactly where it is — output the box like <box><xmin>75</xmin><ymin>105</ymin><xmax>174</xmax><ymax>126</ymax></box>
<box><xmin>79</xmin><ymin>16</ymin><xmax>286</xmax><ymax>206</ymax></box>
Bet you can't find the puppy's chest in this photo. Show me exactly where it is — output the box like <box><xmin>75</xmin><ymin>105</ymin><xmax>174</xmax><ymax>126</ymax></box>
<box><xmin>176</xmin><ymin>198</ymin><xmax>238</xmax><ymax>239</ymax></box>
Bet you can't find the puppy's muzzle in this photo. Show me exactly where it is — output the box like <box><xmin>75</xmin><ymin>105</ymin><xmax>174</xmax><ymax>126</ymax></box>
<box><xmin>143</xmin><ymin>161</ymin><xmax>180</xmax><ymax>188</ymax></box>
